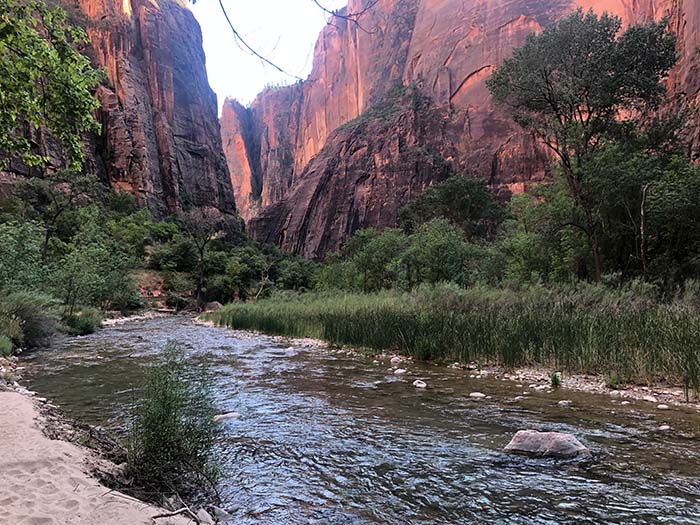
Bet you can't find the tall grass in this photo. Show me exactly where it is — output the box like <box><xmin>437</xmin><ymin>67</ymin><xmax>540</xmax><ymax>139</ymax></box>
<box><xmin>210</xmin><ymin>284</ymin><xmax>700</xmax><ymax>394</ymax></box>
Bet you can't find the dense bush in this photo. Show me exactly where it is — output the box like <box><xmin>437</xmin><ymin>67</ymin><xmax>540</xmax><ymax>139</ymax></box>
<box><xmin>127</xmin><ymin>342</ymin><xmax>219</xmax><ymax>498</ymax></box>
<box><xmin>61</xmin><ymin>307</ymin><xmax>103</xmax><ymax>336</ymax></box>
<box><xmin>0</xmin><ymin>291</ymin><xmax>57</xmax><ymax>350</ymax></box>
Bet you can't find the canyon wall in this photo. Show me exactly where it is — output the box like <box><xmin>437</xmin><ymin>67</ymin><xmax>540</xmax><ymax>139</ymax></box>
<box><xmin>223</xmin><ymin>0</ymin><xmax>700</xmax><ymax>258</ymax></box>
<box><xmin>71</xmin><ymin>0</ymin><xmax>235</xmax><ymax>216</ymax></box>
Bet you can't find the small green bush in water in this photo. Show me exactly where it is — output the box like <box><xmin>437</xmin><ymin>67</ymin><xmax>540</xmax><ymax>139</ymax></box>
<box><xmin>550</xmin><ymin>372</ymin><xmax>561</xmax><ymax>388</ymax></box>
<box><xmin>127</xmin><ymin>341</ymin><xmax>219</xmax><ymax>498</ymax></box>
<box><xmin>62</xmin><ymin>307</ymin><xmax>102</xmax><ymax>336</ymax></box>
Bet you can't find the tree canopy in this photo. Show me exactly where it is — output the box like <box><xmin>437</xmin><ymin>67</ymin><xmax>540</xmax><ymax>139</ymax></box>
<box><xmin>487</xmin><ymin>9</ymin><xmax>678</xmax><ymax>279</ymax></box>
<box><xmin>0</xmin><ymin>0</ymin><xmax>101</xmax><ymax>170</ymax></box>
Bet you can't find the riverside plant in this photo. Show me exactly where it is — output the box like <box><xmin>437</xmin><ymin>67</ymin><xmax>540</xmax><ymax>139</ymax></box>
<box><xmin>209</xmin><ymin>285</ymin><xmax>700</xmax><ymax>396</ymax></box>
<box><xmin>126</xmin><ymin>341</ymin><xmax>220</xmax><ymax>503</ymax></box>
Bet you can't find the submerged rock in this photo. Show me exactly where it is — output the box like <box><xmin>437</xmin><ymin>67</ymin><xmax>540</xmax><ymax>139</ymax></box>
<box><xmin>504</xmin><ymin>430</ymin><xmax>591</xmax><ymax>459</ymax></box>
<box><xmin>213</xmin><ymin>412</ymin><xmax>241</xmax><ymax>423</ymax></box>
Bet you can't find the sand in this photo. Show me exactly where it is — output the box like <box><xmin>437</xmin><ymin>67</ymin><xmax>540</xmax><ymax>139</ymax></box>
<box><xmin>0</xmin><ymin>391</ymin><xmax>192</xmax><ymax>525</ymax></box>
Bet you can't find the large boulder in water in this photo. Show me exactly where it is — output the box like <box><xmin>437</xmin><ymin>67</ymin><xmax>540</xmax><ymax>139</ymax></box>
<box><xmin>504</xmin><ymin>430</ymin><xmax>591</xmax><ymax>459</ymax></box>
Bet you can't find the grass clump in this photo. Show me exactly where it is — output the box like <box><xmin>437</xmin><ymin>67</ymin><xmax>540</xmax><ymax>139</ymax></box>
<box><xmin>550</xmin><ymin>372</ymin><xmax>562</xmax><ymax>388</ymax></box>
<box><xmin>62</xmin><ymin>307</ymin><xmax>103</xmax><ymax>336</ymax></box>
<box><xmin>126</xmin><ymin>341</ymin><xmax>219</xmax><ymax>501</ymax></box>
<box><xmin>0</xmin><ymin>336</ymin><xmax>12</xmax><ymax>357</ymax></box>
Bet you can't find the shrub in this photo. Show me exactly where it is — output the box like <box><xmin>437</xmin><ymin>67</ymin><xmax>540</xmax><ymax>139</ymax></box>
<box><xmin>550</xmin><ymin>372</ymin><xmax>562</xmax><ymax>388</ymax></box>
<box><xmin>0</xmin><ymin>291</ymin><xmax>57</xmax><ymax>348</ymax></box>
<box><xmin>0</xmin><ymin>336</ymin><xmax>12</xmax><ymax>357</ymax></box>
<box><xmin>127</xmin><ymin>342</ymin><xmax>219</xmax><ymax>498</ymax></box>
<box><xmin>62</xmin><ymin>307</ymin><xmax>102</xmax><ymax>336</ymax></box>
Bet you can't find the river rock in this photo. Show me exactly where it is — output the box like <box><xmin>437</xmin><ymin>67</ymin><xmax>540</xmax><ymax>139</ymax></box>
<box><xmin>196</xmin><ymin>508</ymin><xmax>215</xmax><ymax>524</ymax></box>
<box><xmin>213</xmin><ymin>412</ymin><xmax>241</xmax><ymax>423</ymax></box>
<box><xmin>469</xmin><ymin>392</ymin><xmax>486</xmax><ymax>399</ymax></box>
<box><xmin>643</xmin><ymin>395</ymin><xmax>659</xmax><ymax>403</ymax></box>
<box><xmin>557</xmin><ymin>400</ymin><xmax>572</xmax><ymax>407</ymax></box>
<box><xmin>659</xmin><ymin>425</ymin><xmax>671</xmax><ymax>431</ymax></box>
<box><xmin>504</xmin><ymin>430</ymin><xmax>591</xmax><ymax>459</ymax></box>
<box><xmin>657</xmin><ymin>404</ymin><xmax>670</xmax><ymax>410</ymax></box>
<box><xmin>203</xmin><ymin>301</ymin><xmax>223</xmax><ymax>312</ymax></box>
<box><xmin>412</xmin><ymin>380</ymin><xmax>427</xmax><ymax>389</ymax></box>
<box><xmin>394</xmin><ymin>368</ymin><xmax>407</xmax><ymax>375</ymax></box>
<box><xmin>390</xmin><ymin>356</ymin><xmax>403</xmax><ymax>365</ymax></box>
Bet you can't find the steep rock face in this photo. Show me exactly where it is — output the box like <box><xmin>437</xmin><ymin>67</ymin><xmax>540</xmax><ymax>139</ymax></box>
<box><xmin>73</xmin><ymin>0</ymin><xmax>235</xmax><ymax>216</ymax></box>
<box><xmin>249</xmin><ymin>87</ymin><xmax>453</xmax><ymax>258</ymax></box>
<box><xmin>226</xmin><ymin>0</ymin><xmax>700</xmax><ymax>257</ymax></box>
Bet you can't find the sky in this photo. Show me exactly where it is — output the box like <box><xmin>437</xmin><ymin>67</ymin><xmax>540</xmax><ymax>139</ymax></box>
<box><xmin>190</xmin><ymin>0</ymin><xmax>348</xmax><ymax>113</ymax></box>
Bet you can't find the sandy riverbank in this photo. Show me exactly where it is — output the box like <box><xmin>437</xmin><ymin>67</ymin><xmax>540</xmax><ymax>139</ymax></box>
<box><xmin>0</xmin><ymin>361</ymin><xmax>191</xmax><ymax>525</ymax></box>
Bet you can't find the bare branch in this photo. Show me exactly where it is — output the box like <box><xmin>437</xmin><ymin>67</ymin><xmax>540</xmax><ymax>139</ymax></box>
<box><xmin>312</xmin><ymin>0</ymin><xmax>379</xmax><ymax>34</ymax></box>
<box><xmin>217</xmin><ymin>0</ymin><xmax>303</xmax><ymax>80</ymax></box>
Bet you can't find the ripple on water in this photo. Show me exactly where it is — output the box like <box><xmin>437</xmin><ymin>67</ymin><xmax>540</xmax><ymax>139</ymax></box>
<box><xmin>20</xmin><ymin>316</ymin><xmax>700</xmax><ymax>524</ymax></box>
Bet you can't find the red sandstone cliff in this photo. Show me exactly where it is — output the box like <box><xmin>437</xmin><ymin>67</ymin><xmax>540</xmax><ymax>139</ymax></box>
<box><xmin>71</xmin><ymin>0</ymin><xmax>235</xmax><ymax>216</ymax></box>
<box><xmin>223</xmin><ymin>0</ymin><xmax>700</xmax><ymax>257</ymax></box>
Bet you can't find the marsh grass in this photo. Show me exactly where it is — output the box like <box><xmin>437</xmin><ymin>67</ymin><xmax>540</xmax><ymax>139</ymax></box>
<box><xmin>210</xmin><ymin>285</ymin><xmax>700</xmax><ymax>394</ymax></box>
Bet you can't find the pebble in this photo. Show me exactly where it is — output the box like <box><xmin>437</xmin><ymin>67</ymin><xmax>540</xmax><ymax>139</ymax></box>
<box><xmin>513</xmin><ymin>396</ymin><xmax>527</xmax><ymax>401</ymax></box>
<box><xmin>412</xmin><ymin>380</ymin><xmax>427</xmax><ymax>389</ymax></box>
<box><xmin>657</xmin><ymin>404</ymin><xmax>670</xmax><ymax>410</ymax></box>
<box><xmin>394</xmin><ymin>368</ymin><xmax>407</xmax><ymax>375</ymax></box>
<box><xmin>558</xmin><ymin>400</ymin><xmax>572</xmax><ymax>407</ymax></box>
<box><xmin>659</xmin><ymin>425</ymin><xmax>671</xmax><ymax>431</ymax></box>
<box><xmin>469</xmin><ymin>392</ymin><xmax>486</xmax><ymax>399</ymax></box>
<box><xmin>643</xmin><ymin>395</ymin><xmax>659</xmax><ymax>403</ymax></box>
<box><xmin>390</xmin><ymin>356</ymin><xmax>403</xmax><ymax>365</ymax></box>
<box><xmin>621</xmin><ymin>401</ymin><xmax>631</xmax><ymax>405</ymax></box>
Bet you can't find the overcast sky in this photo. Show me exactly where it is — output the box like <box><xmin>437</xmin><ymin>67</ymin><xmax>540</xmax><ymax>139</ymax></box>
<box><xmin>190</xmin><ymin>0</ymin><xmax>348</xmax><ymax>113</ymax></box>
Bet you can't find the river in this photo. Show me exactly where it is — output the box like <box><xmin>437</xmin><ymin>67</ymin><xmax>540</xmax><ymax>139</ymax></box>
<box><xmin>20</xmin><ymin>316</ymin><xmax>700</xmax><ymax>524</ymax></box>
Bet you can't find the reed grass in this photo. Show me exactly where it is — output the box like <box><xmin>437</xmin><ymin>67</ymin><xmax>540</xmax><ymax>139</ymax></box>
<box><xmin>209</xmin><ymin>285</ymin><xmax>700</xmax><ymax>394</ymax></box>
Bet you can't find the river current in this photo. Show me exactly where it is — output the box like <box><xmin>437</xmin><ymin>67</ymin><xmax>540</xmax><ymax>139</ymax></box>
<box><xmin>21</xmin><ymin>316</ymin><xmax>700</xmax><ymax>524</ymax></box>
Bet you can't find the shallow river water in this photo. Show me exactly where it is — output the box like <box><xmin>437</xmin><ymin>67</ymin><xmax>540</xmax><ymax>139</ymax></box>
<box><xmin>21</xmin><ymin>316</ymin><xmax>700</xmax><ymax>524</ymax></box>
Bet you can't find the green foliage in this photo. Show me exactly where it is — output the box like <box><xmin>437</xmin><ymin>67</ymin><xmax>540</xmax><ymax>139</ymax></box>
<box><xmin>487</xmin><ymin>10</ymin><xmax>678</xmax><ymax>279</ymax></box>
<box><xmin>550</xmin><ymin>372</ymin><xmax>561</xmax><ymax>388</ymax></box>
<box><xmin>127</xmin><ymin>341</ymin><xmax>219</xmax><ymax>497</ymax></box>
<box><xmin>47</xmin><ymin>206</ymin><xmax>137</xmax><ymax>315</ymax></box>
<box><xmin>0</xmin><ymin>290</ymin><xmax>57</xmax><ymax>349</ymax></box>
<box><xmin>0</xmin><ymin>336</ymin><xmax>12</xmax><ymax>357</ymax></box>
<box><xmin>0</xmin><ymin>221</ymin><xmax>44</xmax><ymax>291</ymax></box>
<box><xmin>62</xmin><ymin>306</ymin><xmax>102</xmax><ymax>336</ymax></box>
<box><xmin>0</xmin><ymin>0</ymin><xmax>101</xmax><ymax>169</ymax></box>
<box><xmin>399</xmin><ymin>175</ymin><xmax>504</xmax><ymax>238</ymax></box>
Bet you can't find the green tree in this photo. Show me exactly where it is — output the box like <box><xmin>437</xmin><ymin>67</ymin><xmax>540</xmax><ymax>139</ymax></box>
<box><xmin>401</xmin><ymin>219</ymin><xmax>468</xmax><ymax>286</ymax></box>
<box><xmin>399</xmin><ymin>175</ymin><xmax>504</xmax><ymax>238</ymax></box>
<box><xmin>0</xmin><ymin>221</ymin><xmax>44</xmax><ymax>291</ymax></box>
<box><xmin>17</xmin><ymin>169</ymin><xmax>100</xmax><ymax>261</ymax></box>
<box><xmin>487</xmin><ymin>10</ymin><xmax>677</xmax><ymax>279</ymax></box>
<box><xmin>0</xmin><ymin>0</ymin><xmax>101</xmax><ymax>170</ymax></box>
